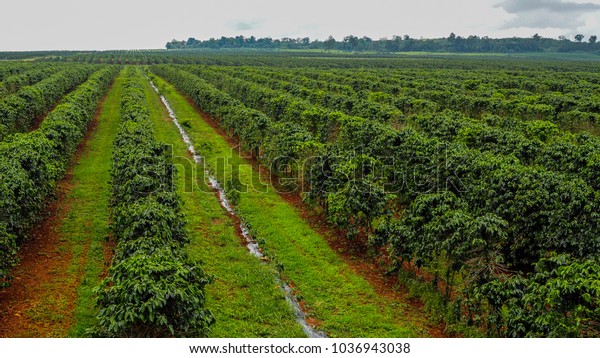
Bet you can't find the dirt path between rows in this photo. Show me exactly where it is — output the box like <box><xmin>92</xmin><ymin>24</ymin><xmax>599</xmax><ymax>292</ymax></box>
<box><xmin>0</xmin><ymin>91</ymin><xmax>111</xmax><ymax>338</ymax></box>
<box><xmin>183</xmin><ymin>97</ymin><xmax>448</xmax><ymax>338</ymax></box>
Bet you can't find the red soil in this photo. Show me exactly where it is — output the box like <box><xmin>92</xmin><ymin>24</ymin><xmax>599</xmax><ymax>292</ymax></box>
<box><xmin>0</xmin><ymin>91</ymin><xmax>112</xmax><ymax>337</ymax></box>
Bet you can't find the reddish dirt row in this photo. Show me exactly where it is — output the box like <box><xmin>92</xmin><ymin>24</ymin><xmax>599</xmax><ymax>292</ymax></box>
<box><xmin>28</xmin><ymin>101</ymin><xmax>61</xmax><ymax>132</ymax></box>
<box><xmin>0</xmin><ymin>93</ymin><xmax>110</xmax><ymax>338</ymax></box>
<box><xmin>183</xmin><ymin>98</ymin><xmax>447</xmax><ymax>337</ymax></box>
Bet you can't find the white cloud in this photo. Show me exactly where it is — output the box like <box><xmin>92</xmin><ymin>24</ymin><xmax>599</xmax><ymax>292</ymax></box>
<box><xmin>496</xmin><ymin>0</ymin><xmax>600</xmax><ymax>29</ymax></box>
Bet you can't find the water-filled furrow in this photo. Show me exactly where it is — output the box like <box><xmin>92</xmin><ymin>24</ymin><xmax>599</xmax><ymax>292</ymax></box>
<box><xmin>148</xmin><ymin>77</ymin><xmax>326</xmax><ymax>338</ymax></box>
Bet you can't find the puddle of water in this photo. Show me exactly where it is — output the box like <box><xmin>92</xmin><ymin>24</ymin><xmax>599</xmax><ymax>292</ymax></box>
<box><xmin>147</xmin><ymin>77</ymin><xmax>326</xmax><ymax>338</ymax></box>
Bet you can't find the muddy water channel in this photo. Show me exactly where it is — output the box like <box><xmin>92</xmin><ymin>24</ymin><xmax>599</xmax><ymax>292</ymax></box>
<box><xmin>147</xmin><ymin>78</ymin><xmax>326</xmax><ymax>338</ymax></box>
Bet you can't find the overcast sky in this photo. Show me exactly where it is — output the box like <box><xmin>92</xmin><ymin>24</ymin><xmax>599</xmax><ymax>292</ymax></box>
<box><xmin>1</xmin><ymin>0</ymin><xmax>600</xmax><ymax>51</ymax></box>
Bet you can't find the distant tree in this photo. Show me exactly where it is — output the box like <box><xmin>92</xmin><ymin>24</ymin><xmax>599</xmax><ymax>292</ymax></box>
<box><xmin>309</xmin><ymin>38</ymin><xmax>322</xmax><ymax>49</ymax></box>
<box><xmin>454</xmin><ymin>35</ymin><xmax>466</xmax><ymax>51</ymax></box>
<box><xmin>166</xmin><ymin>39</ymin><xmax>186</xmax><ymax>49</ymax></box>
<box><xmin>465</xmin><ymin>35</ymin><xmax>480</xmax><ymax>52</ymax></box>
<box><xmin>165</xmin><ymin>33</ymin><xmax>600</xmax><ymax>54</ymax></box>
<box><xmin>206</xmin><ymin>37</ymin><xmax>218</xmax><ymax>49</ymax></box>
<box><xmin>402</xmin><ymin>35</ymin><xmax>415</xmax><ymax>51</ymax></box>
<box><xmin>382</xmin><ymin>37</ymin><xmax>400</xmax><ymax>52</ymax></box>
<box><xmin>343</xmin><ymin>35</ymin><xmax>359</xmax><ymax>51</ymax></box>
<box><xmin>360</xmin><ymin>36</ymin><xmax>373</xmax><ymax>51</ymax></box>
<box><xmin>257</xmin><ymin>37</ymin><xmax>273</xmax><ymax>48</ymax></box>
<box><xmin>186</xmin><ymin>37</ymin><xmax>198</xmax><ymax>47</ymax></box>
<box><xmin>234</xmin><ymin>35</ymin><xmax>245</xmax><ymax>47</ymax></box>
<box><xmin>219</xmin><ymin>36</ymin><xmax>230</xmax><ymax>47</ymax></box>
<box><xmin>324</xmin><ymin>36</ymin><xmax>337</xmax><ymax>51</ymax></box>
<box><xmin>392</xmin><ymin>35</ymin><xmax>403</xmax><ymax>51</ymax></box>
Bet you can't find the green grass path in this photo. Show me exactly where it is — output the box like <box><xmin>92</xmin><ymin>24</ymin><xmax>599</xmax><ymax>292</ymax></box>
<box><xmin>66</xmin><ymin>69</ymin><xmax>125</xmax><ymax>336</ymax></box>
<box><xmin>0</xmin><ymin>68</ymin><xmax>123</xmax><ymax>337</ymax></box>
<box><xmin>149</xmin><ymin>72</ymin><xmax>428</xmax><ymax>337</ymax></box>
<box><xmin>141</xmin><ymin>68</ymin><xmax>305</xmax><ymax>338</ymax></box>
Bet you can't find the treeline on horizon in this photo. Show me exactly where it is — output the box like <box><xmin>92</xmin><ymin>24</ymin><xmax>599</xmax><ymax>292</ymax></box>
<box><xmin>167</xmin><ymin>33</ymin><xmax>600</xmax><ymax>53</ymax></box>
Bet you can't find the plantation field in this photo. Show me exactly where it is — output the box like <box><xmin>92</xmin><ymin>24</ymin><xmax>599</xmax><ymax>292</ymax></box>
<box><xmin>0</xmin><ymin>53</ymin><xmax>599</xmax><ymax>338</ymax></box>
